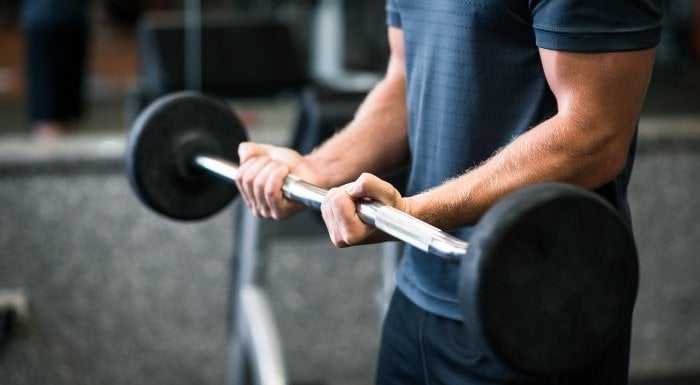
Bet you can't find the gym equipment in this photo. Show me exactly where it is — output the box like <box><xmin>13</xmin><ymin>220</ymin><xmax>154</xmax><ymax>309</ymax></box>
<box><xmin>125</xmin><ymin>91</ymin><xmax>639</xmax><ymax>376</ymax></box>
<box><xmin>137</xmin><ymin>12</ymin><xmax>307</xmax><ymax>98</ymax></box>
<box><xmin>0</xmin><ymin>289</ymin><xmax>29</xmax><ymax>354</ymax></box>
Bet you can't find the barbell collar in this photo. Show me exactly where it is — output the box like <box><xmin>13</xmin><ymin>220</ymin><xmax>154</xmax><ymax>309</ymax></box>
<box><xmin>194</xmin><ymin>154</ymin><xmax>468</xmax><ymax>262</ymax></box>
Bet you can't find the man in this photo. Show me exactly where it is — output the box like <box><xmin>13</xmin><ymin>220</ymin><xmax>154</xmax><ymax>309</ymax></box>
<box><xmin>236</xmin><ymin>1</ymin><xmax>663</xmax><ymax>383</ymax></box>
<box><xmin>21</xmin><ymin>0</ymin><xmax>88</xmax><ymax>139</ymax></box>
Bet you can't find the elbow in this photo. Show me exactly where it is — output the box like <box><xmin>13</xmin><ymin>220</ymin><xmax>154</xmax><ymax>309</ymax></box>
<box><xmin>592</xmin><ymin>145</ymin><xmax>629</xmax><ymax>187</ymax></box>
<box><xmin>578</xmin><ymin>120</ymin><xmax>636</xmax><ymax>189</ymax></box>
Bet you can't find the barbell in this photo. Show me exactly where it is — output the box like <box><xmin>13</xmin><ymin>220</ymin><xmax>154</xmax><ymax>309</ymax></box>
<box><xmin>125</xmin><ymin>91</ymin><xmax>638</xmax><ymax>376</ymax></box>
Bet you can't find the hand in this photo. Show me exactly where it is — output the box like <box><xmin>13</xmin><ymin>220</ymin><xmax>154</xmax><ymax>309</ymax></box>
<box><xmin>321</xmin><ymin>173</ymin><xmax>409</xmax><ymax>248</ymax></box>
<box><xmin>236</xmin><ymin>142</ymin><xmax>318</xmax><ymax>220</ymax></box>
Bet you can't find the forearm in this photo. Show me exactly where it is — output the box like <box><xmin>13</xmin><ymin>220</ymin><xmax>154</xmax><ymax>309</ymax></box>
<box><xmin>406</xmin><ymin>114</ymin><xmax>635</xmax><ymax>231</ymax></box>
<box><xmin>304</xmin><ymin>72</ymin><xmax>409</xmax><ymax>188</ymax></box>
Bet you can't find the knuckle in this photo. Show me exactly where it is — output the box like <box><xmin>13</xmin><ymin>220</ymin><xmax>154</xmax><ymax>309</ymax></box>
<box><xmin>237</xmin><ymin>144</ymin><xmax>249</xmax><ymax>160</ymax></box>
<box><xmin>324</xmin><ymin>188</ymin><xmax>339</xmax><ymax>204</ymax></box>
<box><xmin>253</xmin><ymin>174</ymin><xmax>267</xmax><ymax>191</ymax></box>
<box><xmin>264</xmin><ymin>177</ymin><xmax>279</xmax><ymax>198</ymax></box>
<box><xmin>329</xmin><ymin>234</ymin><xmax>341</xmax><ymax>247</ymax></box>
<box><xmin>358</xmin><ymin>172</ymin><xmax>374</xmax><ymax>185</ymax></box>
<box><xmin>241</xmin><ymin>170</ymin><xmax>255</xmax><ymax>186</ymax></box>
<box><xmin>332</xmin><ymin>234</ymin><xmax>348</xmax><ymax>248</ymax></box>
<box><xmin>341</xmin><ymin>228</ymin><xmax>361</xmax><ymax>246</ymax></box>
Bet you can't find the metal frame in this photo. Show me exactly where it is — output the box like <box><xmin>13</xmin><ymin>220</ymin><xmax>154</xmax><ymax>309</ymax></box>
<box><xmin>227</xmin><ymin>203</ymin><xmax>288</xmax><ymax>385</ymax></box>
<box><xmin>226</xmin><ymin>202</ymin><xmax>334</xmax><ymax>385</ymax></box>
<box><xmin>0</xmin><ymin>289</ymin><xmax>28</xmax><ymax>355</ymax></box>
<box><xmin>225</xmin><ymin>199</ymin><xmax>401</xmax><ymax>385</ymax></box>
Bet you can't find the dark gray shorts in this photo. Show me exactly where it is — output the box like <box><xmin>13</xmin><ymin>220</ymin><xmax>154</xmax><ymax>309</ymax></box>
<box><xmin>375</xmin><ymin>289</ymin><xmax>558</xmax><ymax>385</ymax></box>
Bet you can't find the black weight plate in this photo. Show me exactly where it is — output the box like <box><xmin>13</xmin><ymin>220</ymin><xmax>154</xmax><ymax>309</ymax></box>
<box><xmin>459</xmin><ymin>183</ymin><xmax>638</xmax><ymax>375</ymax></box>
<box><xmin>126</xmin><ymin>91</ymin><xmax>248</xmax><ymax>220</ymax></box>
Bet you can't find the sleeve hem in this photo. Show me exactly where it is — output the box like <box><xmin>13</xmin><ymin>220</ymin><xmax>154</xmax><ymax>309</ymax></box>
<box><xmin>534</xmin><ymin>25</ymin><xmax>662</xmax><ymax>52</ymax></box>
<box><xmin>386</xmin><ymin>8</ymin><xmax>401</xmax><ymax>28</ymax></box>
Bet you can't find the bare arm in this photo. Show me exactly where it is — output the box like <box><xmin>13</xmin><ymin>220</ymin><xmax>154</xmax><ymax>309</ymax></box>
<box><xmin>404</xmin><ymin>48</ymin><xmax>656</xmax><ymax>230</ymax></box>
<box><xmin>236</xmin><ymin>27</ymin><xmax>409</xmax><ymax>219</ymax></box>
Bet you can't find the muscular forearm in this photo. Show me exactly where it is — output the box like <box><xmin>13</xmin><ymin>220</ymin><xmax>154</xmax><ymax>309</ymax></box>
<box><xmin>405</xmin><ymin>113</ymin><xmax>634</xmax><ymax>230</ymax></box>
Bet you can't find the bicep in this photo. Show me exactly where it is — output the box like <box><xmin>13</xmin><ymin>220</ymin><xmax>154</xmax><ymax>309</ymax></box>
<box><xmin>539</xmin><ymin>47</ymin><xmax>656</xmax><ymax>136</ymax></box>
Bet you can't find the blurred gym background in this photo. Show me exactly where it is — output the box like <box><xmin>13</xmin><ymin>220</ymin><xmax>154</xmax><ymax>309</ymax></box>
<box><xmin>0</xmin><ymin>1</ymin><xmax>698</xmax><ymax>385</ymax></box>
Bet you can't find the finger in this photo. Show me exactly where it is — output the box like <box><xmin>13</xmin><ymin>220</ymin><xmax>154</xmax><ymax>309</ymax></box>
<box><xmin>335</xmin><ymin>191</ymin><xmax>370</xmax><ymax>246</ymax></box>
<box><xmin>253</xmin><ymin>161</ymin><xmax>280</xmax><ymax>218</ymax></box>
<box><xmin>234</xmin><ymin>155</ymin><xmax>256</xmax><ymax>209</ymax></box>
<box><xmin>265</xmin><ymin>164</ymin><xmax>291</xmax><ymax>219</ymax></box>
<box><xmin>330</xmin><ymin>193</ymin><xmax>352</xmax><ymax>247</ymax></box>
<box><xmin>329</xmin><ymin>186</ymin><xmax>374</xmax><ymax>247</ymax></box>
<box><xmin>346</xmin><ymin>173</ymin><xmax>401</xmax><ymax>207</ymax></box>
<box><xmin>321</xmin><ymin>187</ymin><xmax>344</xmax><ymax>247</ymax></box>
<box><xmin>238</xmin><ymin>157</ymin><xmax>270</xmax><ymax>214</ymax></box>
<box><xmin>237</xmin><ymin>142</ymin><xmax>265</xmax><ymax>164</ymax></box>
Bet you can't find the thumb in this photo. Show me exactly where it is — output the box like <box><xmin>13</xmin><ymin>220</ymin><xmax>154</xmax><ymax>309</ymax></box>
<box><xmin>238</xmin><ymin>142</ymin><xmax>275</xmax><ymax>163</ymax></box>
<box><xmin>345</xmin><ymin>173</ymin><xmax>399</xmax><ymax>205</ymax></box>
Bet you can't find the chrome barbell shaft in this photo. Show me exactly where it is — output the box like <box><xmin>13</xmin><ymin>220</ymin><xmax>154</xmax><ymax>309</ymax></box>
<box><xmin>194</xmin><ymin>155</ymin><xmax>468</xmax><ymax>262</ymax></box>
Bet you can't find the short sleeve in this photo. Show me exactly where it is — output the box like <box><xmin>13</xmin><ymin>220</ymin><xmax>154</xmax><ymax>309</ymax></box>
<box><xmin>386</xmin><ymin>0</ymin><xmax>401</xmax><ymax>28</ymax></box>
<box><xmin>531</xmin><ymin>0</ymin><xmax>663</xmax><ymax>52</ymax></box>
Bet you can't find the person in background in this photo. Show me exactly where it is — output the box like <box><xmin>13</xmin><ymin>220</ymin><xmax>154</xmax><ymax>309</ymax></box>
<box><xmin>21</xmin><ymin>0</ymin><xmax>88</xmax><ymax>139</ymax></box>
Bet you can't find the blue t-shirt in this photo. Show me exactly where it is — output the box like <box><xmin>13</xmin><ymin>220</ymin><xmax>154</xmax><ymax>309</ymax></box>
<box><xmin>386</xmin><ymin>0</ymin><xmax>663</xmax><ymax>321</ymax></box>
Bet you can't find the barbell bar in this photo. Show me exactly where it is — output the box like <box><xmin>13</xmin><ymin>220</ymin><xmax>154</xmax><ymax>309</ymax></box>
<box><xmin>194</xmin><ymin>155</ymin><xmax>469</xmax><ymax>261</ymax></box>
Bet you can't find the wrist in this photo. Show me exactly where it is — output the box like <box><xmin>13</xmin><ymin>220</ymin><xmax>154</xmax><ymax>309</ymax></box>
<box><xmin>402</xmin><ymin>194</ymin><xmax>424</xmax><ymax>225</ymax></box>
<box><xmin>301</xmin><ymin>152</ymin><xmax>348</xmax><ymax>188</ymax></box>
<box><xmin>402</xmin><ymin>185</ymin><xmax>478</xmax><ymax>231</ymax></box>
